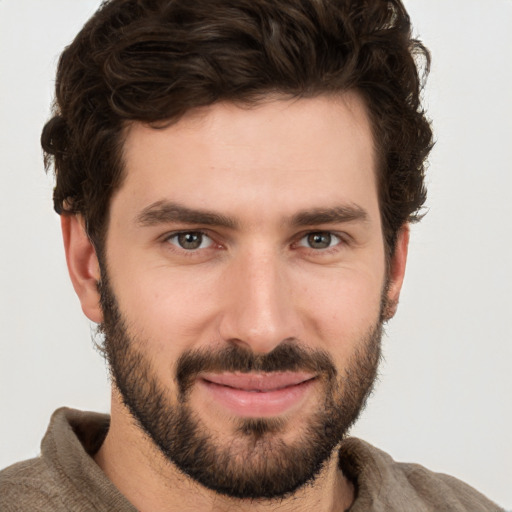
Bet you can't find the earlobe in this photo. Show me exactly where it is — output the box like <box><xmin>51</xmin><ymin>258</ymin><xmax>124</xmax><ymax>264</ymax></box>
<box><xmin>383</xmin><ymin>225</ymin><xmax>409</xmax><ymax>321</ymax></box>
<box><xmin>61</xmin><ymin>215</ymin><xmax>103</xmax><ymax>324</ymax></box>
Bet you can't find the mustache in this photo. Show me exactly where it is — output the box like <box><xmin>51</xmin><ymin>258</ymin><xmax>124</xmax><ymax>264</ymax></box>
<box><xmin>175</xmin><ymin>341</ymin><xmax>338</xmax><ymax>396</ymax></box>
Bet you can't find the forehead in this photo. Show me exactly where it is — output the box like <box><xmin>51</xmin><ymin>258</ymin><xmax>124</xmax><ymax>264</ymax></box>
<box><xmin>116</xmin><ymin>93</ymin><xmax>378</xmax><ymax>224</ymax></box>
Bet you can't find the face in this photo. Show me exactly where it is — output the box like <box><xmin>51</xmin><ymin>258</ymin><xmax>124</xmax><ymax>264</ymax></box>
<box><xmin>67</xmin><ymin>93</ymin><xmax>407</xmax><ymax>499</ymax></box>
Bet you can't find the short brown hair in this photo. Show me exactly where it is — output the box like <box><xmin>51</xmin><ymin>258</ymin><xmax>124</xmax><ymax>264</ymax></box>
<box><xmin>42</xmin><ymin>0</ymin><xmax>433</xmax><ymax>255</ymax></box>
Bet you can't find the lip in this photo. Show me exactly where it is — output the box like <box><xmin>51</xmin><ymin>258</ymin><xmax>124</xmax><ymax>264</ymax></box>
<box><xmin>198</xmin><ymin>372</ymin><xmax>317</xmax><ymax>417</ymax></box>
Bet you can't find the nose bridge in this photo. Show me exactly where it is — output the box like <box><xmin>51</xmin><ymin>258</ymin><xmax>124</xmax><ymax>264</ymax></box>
<box><xmin>219</xmin><ymin>244</ymin><xmax>298</xmax><ymax>354</ymax></box>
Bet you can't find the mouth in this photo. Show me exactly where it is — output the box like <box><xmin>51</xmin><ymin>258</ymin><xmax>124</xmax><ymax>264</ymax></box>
<box><xmin>198</xmin><ymin>372</ymin><xmax>317</xmax><ymax>417</ymax></box>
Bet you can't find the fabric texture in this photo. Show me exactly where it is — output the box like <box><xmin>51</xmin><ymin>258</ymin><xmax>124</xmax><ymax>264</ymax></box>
<box><xmin>0</xmin><ymin>408</ymin><xmax>504</xmax><ymax>512</ymax></box>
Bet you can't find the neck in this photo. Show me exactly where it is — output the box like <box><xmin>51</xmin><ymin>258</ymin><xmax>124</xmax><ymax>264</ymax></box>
<box><xmin>94</xmin><ymin>391</ymin><xmax>354</xmax><ymax>512</ymax></box>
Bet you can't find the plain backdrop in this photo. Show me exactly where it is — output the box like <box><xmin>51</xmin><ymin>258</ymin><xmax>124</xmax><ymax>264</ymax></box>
<box><xmin>0</xmin><ymin>0</ymin><xmax>511</xmax><ymax>508</ymax></box>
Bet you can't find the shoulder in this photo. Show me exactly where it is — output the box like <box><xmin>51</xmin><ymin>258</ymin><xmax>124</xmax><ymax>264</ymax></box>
<box><xmin>1</xmin><ymin>408</ymin><xmax>134</xmax><ymax>512</ymax></box>
<box><xmin>339</xmin><ymin>438</ymin><xmax>505</xmax><ymax>512</ymax></box>
<box><xmin>0</xmin><ymin>457</ymin><xmax>68</xmax><ymax>512</ymax></box>
<box><xmin>395</xmin><ymin>460</ymin><xmax>503</xmax><ymax>511</ymax></box>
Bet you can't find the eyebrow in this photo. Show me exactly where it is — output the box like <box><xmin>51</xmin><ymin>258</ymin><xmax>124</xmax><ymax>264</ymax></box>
<box><xmin>136</xmin><ymin>201</ymin><xmax>368</xmax><ymax>229</ymax></box>
<box><xmin>290</xmin><ymin>205</ymin><xmax>368</xmax><ymax>227</ymax></box>
<box><xmin>136</xmin><ymin>201</ymin><xmax>239</xmax><ymax>229</ymax></box>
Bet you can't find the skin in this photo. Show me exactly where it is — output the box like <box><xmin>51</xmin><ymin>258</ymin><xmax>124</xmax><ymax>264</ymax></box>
<box><xmin>62</xmin><ymin>92</ymin><xmax>408</xmax><ymax>512</ymax></box>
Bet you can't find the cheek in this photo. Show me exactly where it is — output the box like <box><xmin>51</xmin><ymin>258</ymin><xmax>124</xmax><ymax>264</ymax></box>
<box><xmin>111</xmin><ymin>265</ymin><xmax>223</xmax><ymax>352</ymax></box>
<box><xmin>106</xmin><ymin>232</ymin><xmax>387</xmax><ymax>361</ymax></box>
<box><xmin>295</xmin><ymin>267</ymin><xmax>385</xmax><ymax>350</ymax></box>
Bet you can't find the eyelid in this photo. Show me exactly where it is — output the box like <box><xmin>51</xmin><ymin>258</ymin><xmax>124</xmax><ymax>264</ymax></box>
<box><xmin>300</xmin><ymin>231</ymin><xmax>339</xmax><ymax>247</ymax></box>
<box><xmin>295</xmin><ymin>229</ymin><xmax>347</xmax><ymax>242</ymax></box>
<box><xmin>159</xmin><ymin>228</ymin><xmax>351</xmax><ymax>254</ymax></box>
<box><xmin>291</xmin><ymin>230</ymin><xmax>353</xmax><ymax>255</ymax></box>
<box><xmin>162</xmin><ymin>228</ymin><xmax>209</xmax><ymax>240</ymax></box>
<box><xmin>163</xmin><ymin>229</ymin><xmax>216</xmax><ymax>251</ymax></box>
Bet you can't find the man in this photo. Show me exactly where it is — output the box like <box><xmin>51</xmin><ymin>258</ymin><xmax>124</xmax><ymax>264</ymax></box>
<box><xmin>0</xmin><ymin>0</ymin><xmax>505</xmax><ymax>510</ymax></box>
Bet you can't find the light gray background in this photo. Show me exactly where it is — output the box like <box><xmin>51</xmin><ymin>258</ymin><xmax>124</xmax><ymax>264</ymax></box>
<box><xmin>1</xmin><ymin>0</ymin><xmax>511</xmax><ymax>507</ymax></box>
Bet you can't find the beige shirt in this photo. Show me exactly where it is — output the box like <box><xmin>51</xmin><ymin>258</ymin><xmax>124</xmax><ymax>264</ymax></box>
<box><xmin>0</xmin><ymin>408</ymin><xmax>504</xmax><ymax>511</ymax></box>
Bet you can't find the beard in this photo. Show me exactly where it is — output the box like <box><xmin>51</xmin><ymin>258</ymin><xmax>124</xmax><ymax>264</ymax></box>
<box><xmin>99</xmin><ymin>274</ymin><xmax>384</xmax><ymax>500</ymax></box>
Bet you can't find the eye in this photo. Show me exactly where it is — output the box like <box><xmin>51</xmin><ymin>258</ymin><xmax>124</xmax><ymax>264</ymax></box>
<box><xmin>167</xmin><ymin>231</ymin><xmax>213</xmax><ymax>250</ymax></box>
<box><xmin>298</xmin><ymin>232</ymin><xmax>342</xmax><ymax>250</ymax></box>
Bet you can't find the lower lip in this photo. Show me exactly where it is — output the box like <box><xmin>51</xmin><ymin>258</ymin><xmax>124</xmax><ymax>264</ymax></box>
<box><xmin>199</xmin><ymin>378</ymin><xmax>316</xmax><ymax>417</ymax></box>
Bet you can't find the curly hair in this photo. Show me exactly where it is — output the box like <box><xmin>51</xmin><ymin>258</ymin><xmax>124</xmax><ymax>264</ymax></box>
<box><xmin>41</xmin><ymin>0</ymin><xmax>433</xmax><ymax>256</ymax></box>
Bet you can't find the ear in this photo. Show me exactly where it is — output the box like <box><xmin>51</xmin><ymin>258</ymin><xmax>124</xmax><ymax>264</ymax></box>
<box><xmin>61</xmin><ymin>215</ymin><xmax>103</xmax><ymax>324</ymax></box>
<box><xmin>383</xmin><ymin>224</ymin><xmax>409</xmax><ymax>321</ymax></box>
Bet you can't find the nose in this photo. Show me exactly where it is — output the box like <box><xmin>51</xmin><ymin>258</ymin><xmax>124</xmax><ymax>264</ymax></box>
<box><xmin>218</xmin><ymin>247</ymin><xmax>301</xmax><ymax>354</ymax></box>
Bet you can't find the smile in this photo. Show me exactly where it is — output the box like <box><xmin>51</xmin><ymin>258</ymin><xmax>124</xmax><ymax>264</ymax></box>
<box><xmin>198</xmin><ymin>372</ymin><xmax>317</xmax><ymax>417</ymax></box>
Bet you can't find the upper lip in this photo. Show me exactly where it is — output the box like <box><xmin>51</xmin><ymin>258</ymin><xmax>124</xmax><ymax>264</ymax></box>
<box><xmin>200</xmin><ymin>372</ymin><xmax>316</xmax><ymax>392</ymax></box>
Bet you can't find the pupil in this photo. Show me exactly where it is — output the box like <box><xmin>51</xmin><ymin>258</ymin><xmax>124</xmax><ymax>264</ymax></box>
<box><xmin>308</xmin><ymin>232</ymin><xmax>331</xmax><ymax>249</ymax></box>
<box><xmin>178</xmin><ymin>232</ymin><xmax>202</xmax><ymax>249</ymax></box>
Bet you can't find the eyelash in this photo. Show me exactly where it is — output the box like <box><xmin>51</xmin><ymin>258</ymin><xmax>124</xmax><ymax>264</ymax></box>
<box><xmin>162</xmin><ymin>230</ymin><xmax>349</xmax><ymax>255</ymax></box>
<box><xmin>163</xmin><ymin>230</ymin><xmax>217</xmax><ymax>254</ymax></box>
<box><xmin>295</xmin><ymin>231</ymin><xmax>344</xmax><ymax>251</ymax></box>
